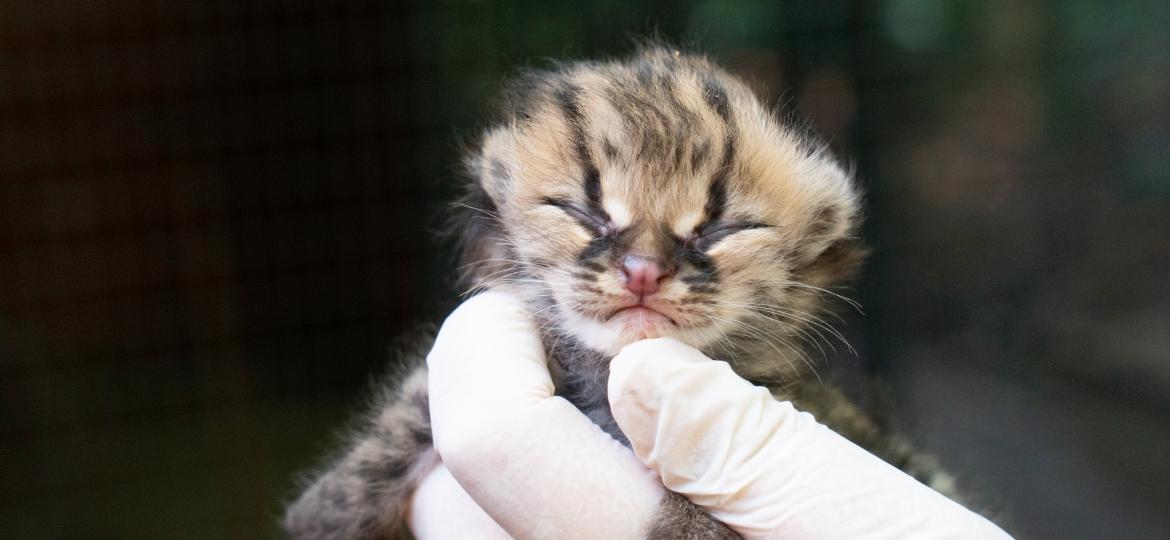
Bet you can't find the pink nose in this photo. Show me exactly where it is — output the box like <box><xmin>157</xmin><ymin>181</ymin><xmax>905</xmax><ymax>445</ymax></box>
<box><xmin>621</xmin><ymin>254</ymin><xmax>668</xmax><ymax>296</ymax></box>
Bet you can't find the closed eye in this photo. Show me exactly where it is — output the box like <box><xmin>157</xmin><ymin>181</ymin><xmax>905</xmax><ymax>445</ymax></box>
<box><xmin>691</xmin><ymin>221</ymin><xmax>771</xmax><ymax>251</ymax></box>
<box><xmin>541</xmin><ymin>197</ymin><xmax>614</xmax><ymax>236</ymax></box>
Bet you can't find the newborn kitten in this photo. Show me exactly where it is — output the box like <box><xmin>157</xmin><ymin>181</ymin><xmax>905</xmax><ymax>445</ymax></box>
<box><xmin>284</xmin><ymin>47</ymin><xmax>953</xmax><ymax>539</ymax></box>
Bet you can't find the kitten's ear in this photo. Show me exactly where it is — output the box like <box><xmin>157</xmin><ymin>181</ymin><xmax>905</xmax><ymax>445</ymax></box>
<box><xmin>452</xmin><ymin>127</ymin><xmax>519</xmax><ymax>286</ymax></box>
<box><xmin>794</xmin><ymin>162</ymin><xmax>868</xmax><ymax>288</ymax></box>
<box><xmin>470</xmin><ymin>127</ymin><xmax>520</xmax><ymax>207</ymax></box>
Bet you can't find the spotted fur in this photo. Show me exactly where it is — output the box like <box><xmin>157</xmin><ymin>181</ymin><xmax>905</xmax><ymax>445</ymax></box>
<box><xmin>285</xmin><ymin>46</ymin><xmax>953</xmax><ymax>539</ymax></box>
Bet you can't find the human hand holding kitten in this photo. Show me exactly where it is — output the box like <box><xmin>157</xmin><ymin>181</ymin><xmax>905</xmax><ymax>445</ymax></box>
<box><xmin>422</xmin><ymin>290</ymin><xmax>665</xmax><ymax>539</ymax></box>
<box><xmin>418</xmin><ymin>291</ymin><xmax>1012</xmax><ymax>539</ymax></box>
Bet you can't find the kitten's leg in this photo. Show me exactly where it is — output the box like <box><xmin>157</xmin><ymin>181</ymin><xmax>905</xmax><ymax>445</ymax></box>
<box><xmin>284</xmin><ymin>360</ymin><xmax>434</xmax><ymax>540</ymax></box>
<box><xmin>645</xmin><ymin>492</ymin><xmax>743</xmax><ymax>539</ymax></box>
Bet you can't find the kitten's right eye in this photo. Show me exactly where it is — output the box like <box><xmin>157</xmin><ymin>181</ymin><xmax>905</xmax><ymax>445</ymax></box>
<box><xmin>541</xmin><ymin>197</ymin><xmax>614</xmax><ymax>236</ymax></box>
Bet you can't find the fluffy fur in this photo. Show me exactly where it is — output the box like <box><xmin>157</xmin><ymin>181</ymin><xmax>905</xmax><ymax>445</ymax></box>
<box><xmin>284</xmin><ymin>46</ymin><xmax>952</xmax><ymax>539</ymax></box>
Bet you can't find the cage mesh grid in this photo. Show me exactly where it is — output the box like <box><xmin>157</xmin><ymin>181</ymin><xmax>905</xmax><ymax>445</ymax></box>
<box><xmin>0</xmin><ymin>1</ymin><xmax>447</xmax><ymax>536</ymax></box>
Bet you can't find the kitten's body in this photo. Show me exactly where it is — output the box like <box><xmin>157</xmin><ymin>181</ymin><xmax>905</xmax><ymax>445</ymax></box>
<box><xmin>285</xmin><ymin>48</ymin><xmax>953</xmax><ymax>539</ymax></box>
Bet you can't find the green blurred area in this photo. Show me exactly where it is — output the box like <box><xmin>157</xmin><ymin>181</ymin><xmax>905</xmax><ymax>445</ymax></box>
<box><xmin>1</xmin><ymin>1</ymin><xmax>1168</xmax><ymax>538</ymax></box>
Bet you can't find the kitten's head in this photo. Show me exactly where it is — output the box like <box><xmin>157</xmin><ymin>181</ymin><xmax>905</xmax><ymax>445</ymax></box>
<box><xmin>456</xmin><ymin>48</ymin><xmax>864</xmax><ymax>378</ymax></box>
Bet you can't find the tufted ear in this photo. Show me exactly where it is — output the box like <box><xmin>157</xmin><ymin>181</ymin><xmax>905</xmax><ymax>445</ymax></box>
<box><xmin>792</xmin><ymin>161</ymin><xmax>867</xmax><ymax>288</ymax></box>
<box><xmin>450</xmin><ymin>127</ymin><xmax>521</xmax><ymax>288</ymax></box>
<box><xmin>469</xmin><ymin>127</ymin><xmax>521</xmax><ymax>208</ymax></box>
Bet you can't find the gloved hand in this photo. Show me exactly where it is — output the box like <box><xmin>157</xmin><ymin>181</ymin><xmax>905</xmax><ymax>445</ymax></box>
<box><xmin>417</xmin><ymin>291</ymin><xmax>1013</xmax><ymax>539</ymax></box>
<box><xmin>609</xmin><ymin>338</ymin><xmax>1011</xmax><ymax>539</ymax></box>
<box><xmin>422</xmin><ymin>291</ymin><xmax>666</xmax><ymax>539</ymax></box>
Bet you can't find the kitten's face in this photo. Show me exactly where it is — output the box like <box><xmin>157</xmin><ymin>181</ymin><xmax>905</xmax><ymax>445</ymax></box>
<box><xmin>463</xmin><ymin>50</ymin><xmax>861</xmax><ymax>364</ymax></box>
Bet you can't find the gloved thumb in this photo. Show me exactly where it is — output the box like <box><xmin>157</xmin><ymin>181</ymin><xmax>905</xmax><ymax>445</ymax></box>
<box><xmin>608</xmin><ymin>337</ymin><xmax>1012</xmax><ymax>540</ymax></box>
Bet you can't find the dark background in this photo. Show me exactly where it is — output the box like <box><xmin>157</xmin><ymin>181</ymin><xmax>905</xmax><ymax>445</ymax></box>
<box><xmin>2</xmin><ymin>1</ymin><xmax>1168</xmax><ymax>538</ymax></box>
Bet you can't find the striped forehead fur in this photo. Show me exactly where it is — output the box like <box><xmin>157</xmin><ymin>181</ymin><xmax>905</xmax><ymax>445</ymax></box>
<box><xmin>489</xmin><ymin>51</ymin><xmax>850</xmax><ymax>225</ymax></box>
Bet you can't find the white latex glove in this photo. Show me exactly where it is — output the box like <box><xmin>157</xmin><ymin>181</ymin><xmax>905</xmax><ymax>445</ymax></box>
<box><xmin>419</xmin><ymin>291</ymin><xmax>1012</xmax><ymax>539</ymax></box>
<box><xmin>409</xmin><ymin>462</ymin><xmax>510</xmax><ymax>539</ymax></box>
<box><xmin>609</xmin><ymin>337</ymin><xmax>1013</xmax><ymax>540</ymax></box>
<box><xmin>424</xmin><ymin>291</ymin><xmax>666</xmax><ymax>539</ymax></box>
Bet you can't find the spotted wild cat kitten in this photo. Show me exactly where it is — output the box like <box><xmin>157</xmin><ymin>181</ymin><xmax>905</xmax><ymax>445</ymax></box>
<box><xmin>284</xmin><ymin>47</ymin><xmax>954</xmax><ymax>539</ymax></box>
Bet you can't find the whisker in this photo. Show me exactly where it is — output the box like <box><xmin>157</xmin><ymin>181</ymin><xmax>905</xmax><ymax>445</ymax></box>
<box><xmin>777</xmin><ymin>279</ymin><xmax>863</xmax><ymax>313</ymax></box>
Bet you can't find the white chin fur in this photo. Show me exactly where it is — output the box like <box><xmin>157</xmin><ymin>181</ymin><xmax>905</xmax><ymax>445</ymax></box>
<box><xmin>559</xmin><ymin>307</ymin><xmax>727</xmax><ymax>356</ymax></box>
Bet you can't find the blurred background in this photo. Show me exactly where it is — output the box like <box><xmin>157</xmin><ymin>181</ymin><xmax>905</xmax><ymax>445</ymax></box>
<box><xmin>2</xmin><ymin>1</ymin><xmax>1168</xmax><ymax>538</ymax></box>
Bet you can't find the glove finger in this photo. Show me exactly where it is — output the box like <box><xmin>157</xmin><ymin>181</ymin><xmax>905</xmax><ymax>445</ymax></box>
<box><xmin>609</xmin><ymin>337</ymin><xmax>1013</xmax><ymax>540</ymax></box>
